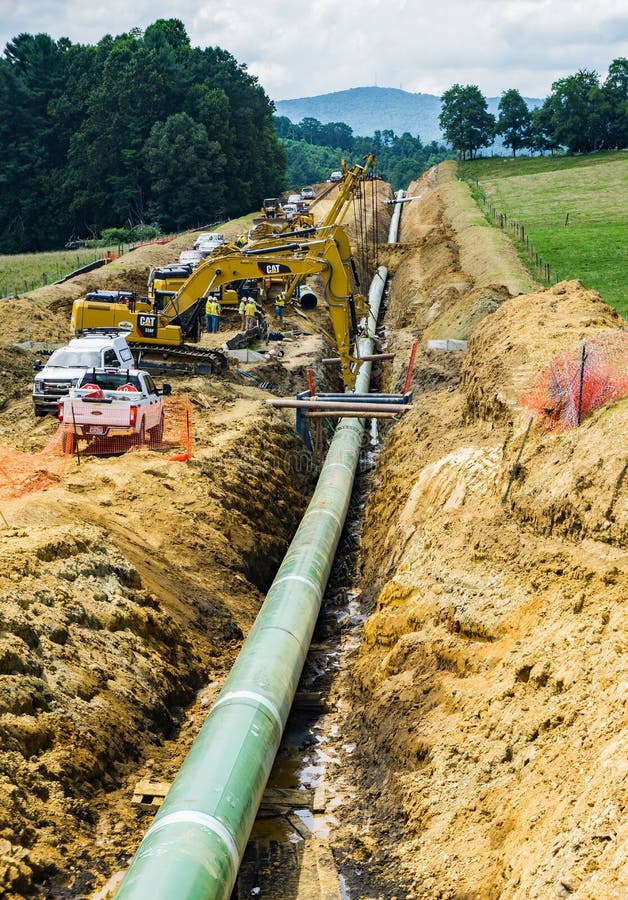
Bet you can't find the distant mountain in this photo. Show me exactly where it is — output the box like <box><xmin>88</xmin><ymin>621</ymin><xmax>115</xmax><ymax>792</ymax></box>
<box><xmin>274</xmin><ymin>86</ymin><xmax>543</xmax><ymax>146</ymax></box>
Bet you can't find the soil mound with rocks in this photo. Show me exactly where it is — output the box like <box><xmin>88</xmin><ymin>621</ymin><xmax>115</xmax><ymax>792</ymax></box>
<box><xmin>331</xmin><ymin>164</ymin><xmax>626</xmax><ymax>899</ymax></box>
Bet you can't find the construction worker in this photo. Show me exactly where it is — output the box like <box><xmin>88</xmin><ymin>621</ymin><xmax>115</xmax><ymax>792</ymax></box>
<box><xmin>238</xmin><ymin>295</ymin><xmax>247</xmax><ymax>331</ymax></box>
<box><xmin>274</xmin><ymin>291</ymin><xmax>285</xmax><ymax>324</ymax></box>
<box><xmin>244</xmin><ymin>296</ymin><xmax>257</xmax><ymax>330</ymax></box>
<box><xmin>205</xmin><ymin>295</ymin><xmax>221</xmax><ymax>333</ymax></box>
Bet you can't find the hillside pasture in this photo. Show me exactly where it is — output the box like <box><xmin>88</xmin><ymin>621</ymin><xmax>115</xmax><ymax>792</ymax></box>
<box><xmin>0</xmin><ymin>247</ymin><xmax>116</xmax><ymax>300</ymax></box>
<box><xmin>459</xmin><ymin>152</ymin><xmax>628</xmax><ymax>316</ymax></box>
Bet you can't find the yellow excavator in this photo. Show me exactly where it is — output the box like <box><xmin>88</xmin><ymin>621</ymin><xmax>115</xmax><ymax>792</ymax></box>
<box><xmin>71</xmin><ymin>224</ymin><xmax>370</xmax><ymax>389</ymax></box>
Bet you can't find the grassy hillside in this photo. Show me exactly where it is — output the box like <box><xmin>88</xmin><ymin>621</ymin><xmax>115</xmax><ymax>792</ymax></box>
<box><xmin>0</xmin><ymin>247</ymin><xmax>113</xmax><ymax>299</ymax></box>
<box><xmin>459</xmin><ymin>152</ymin><xmax>628</xmax><ymax>317</ymax></box>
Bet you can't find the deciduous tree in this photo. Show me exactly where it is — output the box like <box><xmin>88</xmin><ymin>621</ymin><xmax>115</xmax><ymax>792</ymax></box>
<box><xmin>439</xmin><ymin>84</ymin><xmax>496</xmax><ymax>159</ymax></box>
<box><xmin>497</xmin><ymin>89</ymin><xmax>532</xmax><ymax>156</ymax></box>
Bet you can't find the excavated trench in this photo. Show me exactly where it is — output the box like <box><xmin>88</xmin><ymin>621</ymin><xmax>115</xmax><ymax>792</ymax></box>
<box><xmin>0</xmin><ymin>165</ymin><xmax>625</xmax><ymax>899</ymax></box>
<box><xmin>231</xmin><ymin>306</ymin><xmax>390</xmax><ymax>900</ymax></box>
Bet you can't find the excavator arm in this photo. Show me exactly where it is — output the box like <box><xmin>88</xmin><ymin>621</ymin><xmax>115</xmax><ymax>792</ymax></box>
<box><xmin>71</xmin><ymin>226</ymin><xmax>370</xmax><ymax>390</ymax></box>
<box><xmin>168</xmin><ymin>225</ymin><xmax>369</xmax><ymax>389</ymax></box>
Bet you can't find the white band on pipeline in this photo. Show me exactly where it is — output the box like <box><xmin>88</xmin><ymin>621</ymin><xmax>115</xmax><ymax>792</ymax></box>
<box><xmin>146</xmin><ymin>810</ymin><xmax>240</xmax><ymax>873</ymax></box>
<box><xmin>303</xmin><ymin>506</ymin><xmax>343</xmax><ymax>527</ymax></box>
<box><xmin>324</xmin><ymin>461</ymin><xmax>356</xmax><ymax>474</ymax></box>
<box><xmin>272</xmin><ymin>573</ymin><xmax>323</xmax><ymax>601</ymax></box>
<box><xmin>213</xmin><ymin>689</ymin><xmax>284</xmax><ymax>732</ymax></box>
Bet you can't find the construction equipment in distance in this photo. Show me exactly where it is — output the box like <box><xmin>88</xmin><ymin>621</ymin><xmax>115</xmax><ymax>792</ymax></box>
<box><xmin>71</xmin><ymin>224</ymin><xmax>370</xmax><ymax>390</ymax></box>
<box><xmin>253</xmin><ymin>197</ymin><xmax>285</xmax><ymax>225</ymax></box>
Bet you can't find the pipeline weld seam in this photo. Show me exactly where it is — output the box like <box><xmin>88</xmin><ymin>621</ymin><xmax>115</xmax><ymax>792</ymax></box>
<box><xmin>213</xmin><ymin>689</ymin><xmax>284</xmax><ymax>733</ymax></box>
<box><xmin>272</xmin><ymin>573</ymin><xmax>323</xmax><ymax>601</ymax></box>
<box><xmin>303</xmin><ymin>506</ymin><xmax>343</xmax><ymax>527</ymax></box>
<box><xmin>146</xmin><ymin>810</ymin><xmax>239</xmax><ymax>873</ymax></box>
<box><xmin>324</xmin><ymin>461</ymin><xmax>356</xmax><ymax>475</ymax></box>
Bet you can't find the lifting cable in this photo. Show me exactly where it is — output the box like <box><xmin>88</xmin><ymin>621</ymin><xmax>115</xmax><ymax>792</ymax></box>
<box><xmin>352</xmin><ymin>190</ymin><xmax>368</xmax><ymax>288</ymax></box>
<box><xmin>370</xmin><ymin>175</ymin><xmax>380</xmax><ymax>267</ymax></box>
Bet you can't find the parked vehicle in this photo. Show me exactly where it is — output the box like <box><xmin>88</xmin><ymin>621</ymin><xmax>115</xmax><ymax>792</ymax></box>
<box><xmin>179</xmin><ymin>249</ymin><xmax>206</xmax><ymax>266</ymax></box>
<box><xmin>193</xmin><ymin>232</ymin><xmax>225</xmax><ymax>250</ymax></box>
<box><xmin>58</xmin><ymin>368</ymin><xmax>170</xmax><ymax>453</ymax></box>
<box><xmin>32</xmin><ymin>333</ymin><xmax>136</xmax><ymax>416</ymax></box>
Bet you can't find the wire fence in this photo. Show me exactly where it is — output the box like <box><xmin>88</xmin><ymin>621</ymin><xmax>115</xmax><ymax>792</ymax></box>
<box><xmin>0</xmin><ymin>252</ymin><xmax>107</xmax><ymax>299</ymax></box>
<box><xmin>465</xmin><ymin>178</ymin><xmax>558</xmax><ymax>285</ymax></box>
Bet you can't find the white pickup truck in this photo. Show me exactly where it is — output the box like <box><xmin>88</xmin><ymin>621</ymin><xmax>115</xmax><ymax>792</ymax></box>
<box><xmin>58</xmin><ymin>369</ymin><xmax>171</xmax><ymax>453</ymax></box>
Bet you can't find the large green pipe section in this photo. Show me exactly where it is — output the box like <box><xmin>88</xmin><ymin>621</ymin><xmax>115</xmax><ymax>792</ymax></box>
<box><xmin>115</xmin><ymin>265</ymin><xmax>390</xmax><ymax>899</ymax></box>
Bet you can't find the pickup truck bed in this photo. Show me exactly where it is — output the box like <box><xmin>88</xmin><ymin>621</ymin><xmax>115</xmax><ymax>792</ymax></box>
<box><xmin>58</xmin><ymin>369</ymin><xmax>167</xmax><ymax>453</ymax></box>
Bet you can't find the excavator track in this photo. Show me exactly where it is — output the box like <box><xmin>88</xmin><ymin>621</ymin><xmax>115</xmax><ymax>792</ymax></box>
<box><xmin>132</xmin><ymin>343</ymin><xmax>229</xmax><ymax>376</ymax></box>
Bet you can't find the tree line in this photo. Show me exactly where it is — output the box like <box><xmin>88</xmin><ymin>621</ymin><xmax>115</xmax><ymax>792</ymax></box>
<box><xmin>274</xmin><ymin>116</ymin><xmax>454</xmax><ymax>188</ymax></box>
<box><xmin>440</xmin><ymin>58</ymin><xmax>628</xmax><ymax>159</ymax></box>
<box><xmin>0</xmin><ymin>19</ymin><xmax>286</xmax><ymax>252</ymax></box>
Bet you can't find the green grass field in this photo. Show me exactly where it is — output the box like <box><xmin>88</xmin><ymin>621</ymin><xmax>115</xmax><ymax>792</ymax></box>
<box><xmin>458</xmin><ymin>152</ymin><xmax>628</xmax><ymax>317</ymax></box>
<box><xmin>0</xmin><ymin>247</ymin><xmax>119</xmax><ymax>299</ymax></box>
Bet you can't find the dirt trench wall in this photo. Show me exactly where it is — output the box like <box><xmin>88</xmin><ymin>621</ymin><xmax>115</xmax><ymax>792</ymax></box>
<box><xmin>338</xmin><ymin>163</ymin><xmax>627</xmax><ymax>898</ymax></box>
<box><xmin>0</xmin><ymin>400</ymin><xmax>313</xmax><ymax>897</ymax></box>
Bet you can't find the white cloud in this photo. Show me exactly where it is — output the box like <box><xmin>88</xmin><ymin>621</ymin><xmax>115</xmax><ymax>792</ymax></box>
<box><xmin>0</xmin><ymin>0</ymin><xmax>625</xmax><ymax>100</ymax></box>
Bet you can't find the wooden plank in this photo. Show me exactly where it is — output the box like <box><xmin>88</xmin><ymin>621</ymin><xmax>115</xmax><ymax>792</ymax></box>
<box><xmin>293</xmin><ymin>691</ymin><xmax>329</xmax><ymax>712</ymax></box>
<box><xmin>285</xmin><ymin>811</ymin><xmax>312</xmax><ymax>840</ymax></box>
<box><xmin>315</xmin><ymin>840</ymin><xmax>343</xmax><ymax>900</ymax></box>
<box><xmin>131</xmin><ymin>779</ymin><xmax>171</xmax><ymax>809</ymax></box>
<box><xmin>312</xmin><ymin>784</ymin><xmax>326</xmax><ymax>813</ymax></box>
<box><xmin>259</xmin><ymin>787</ymin><xmax>314</xmax><ymax>813</ymax></box>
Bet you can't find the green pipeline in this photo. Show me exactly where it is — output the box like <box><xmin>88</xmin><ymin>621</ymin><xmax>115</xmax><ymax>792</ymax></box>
<box><xmin>114</xmin><ymin>265</ymin><xmax>389</xmax><ymax>900</ymax></box>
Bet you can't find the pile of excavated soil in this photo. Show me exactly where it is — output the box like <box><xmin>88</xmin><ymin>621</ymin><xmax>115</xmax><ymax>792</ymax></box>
<box><xmin>329</xmin><ymin>164</ymin><xmax>627</xmax><ymax>898</ymax></box>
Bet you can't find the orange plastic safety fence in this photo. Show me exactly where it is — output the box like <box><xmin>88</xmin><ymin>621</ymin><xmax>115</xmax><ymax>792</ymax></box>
<box><xmin>0</xmin><ymin>429</ymin><xmax>70</xmax><ymax>499</ymax></box>
<box><xmin>60</xmin><ymin>393</ymin><xmax>194</xmax><ymax>459</ymax></box>
<box><xmin>521</xmin><ymin>330</ymin><xmax>628</xmax><ymax>431</ymax></box>
<box><xmin>0</xmin><ymin>395</ymin><xmax>194</xmax><ymax>499</ymax></box>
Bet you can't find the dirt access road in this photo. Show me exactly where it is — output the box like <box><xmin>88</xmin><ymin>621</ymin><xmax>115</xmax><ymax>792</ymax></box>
<box><xmin>0</xmin><ymin>166</ymin><xmax>625</xmax><ymax>898</ymax></box>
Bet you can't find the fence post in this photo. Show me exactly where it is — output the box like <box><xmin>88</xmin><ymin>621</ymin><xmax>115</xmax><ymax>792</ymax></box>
<box><xmin>577</xmin><ymin>340</ymin><xmax>587</xmax><ymax>425</ymax></box>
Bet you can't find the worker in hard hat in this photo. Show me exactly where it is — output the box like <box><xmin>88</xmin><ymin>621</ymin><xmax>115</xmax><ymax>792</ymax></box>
<box><xmin>274</xmin><ymin>291</ymin><xmax>285</xmax><ymax>324</ymax></box>
<box><xmin>205</xmin><ymin>295</ymin><xmax>221</xmax><ymax>333</ymax></box>
<box><xmin>244</xmin><ymin>296</ymin><xmax>257</xmax><ymax>330</ymax></box>
<box><xmin>238</xmin><ymin>295</ymin><xmax>247</xmax><ymax>331</ymax></box>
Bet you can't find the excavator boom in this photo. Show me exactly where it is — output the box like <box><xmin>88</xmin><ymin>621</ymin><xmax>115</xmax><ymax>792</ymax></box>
<box><xmin>71</xmin><ymin>225</ymin><xmax>370</xmax><ymax>390</ymax></box>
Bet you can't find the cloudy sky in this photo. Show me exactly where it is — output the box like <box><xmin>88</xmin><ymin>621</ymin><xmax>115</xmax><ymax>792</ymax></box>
<box><xmin>1</xmin><ymin>0</ymin><xmax>626</xmax><ymax>100</ymax></box>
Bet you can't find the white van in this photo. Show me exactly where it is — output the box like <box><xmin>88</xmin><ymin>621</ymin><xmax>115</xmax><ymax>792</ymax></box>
<box><xmin>32</xmin><ymin>334</ymin><xmax>136</xmax><ymax>416</ymax></box>
<box><xmin>193</xmin><ymin>232</ymin><xmax>225</xmax><ymax>251</ymax></box>
<box><xmin>179</xmin><ymin>249</ymin><xmax>206</xmax><ymax>266</ymax></box>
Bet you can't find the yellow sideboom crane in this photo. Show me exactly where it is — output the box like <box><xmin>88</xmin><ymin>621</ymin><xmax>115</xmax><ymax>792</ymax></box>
<box><xmin>270</xmin><ymin>153</ymin><xmax>377</xmax><ymax>305</ymax></box>
<box><xmin>321</xmin><ymin>153</ymin><xmax>376</xmax><ymax>229</ymax></box>
<box><xmin>71</xmin><ymin>225</ymin><xmax>370</xmax><ymax>390</ymax></box>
